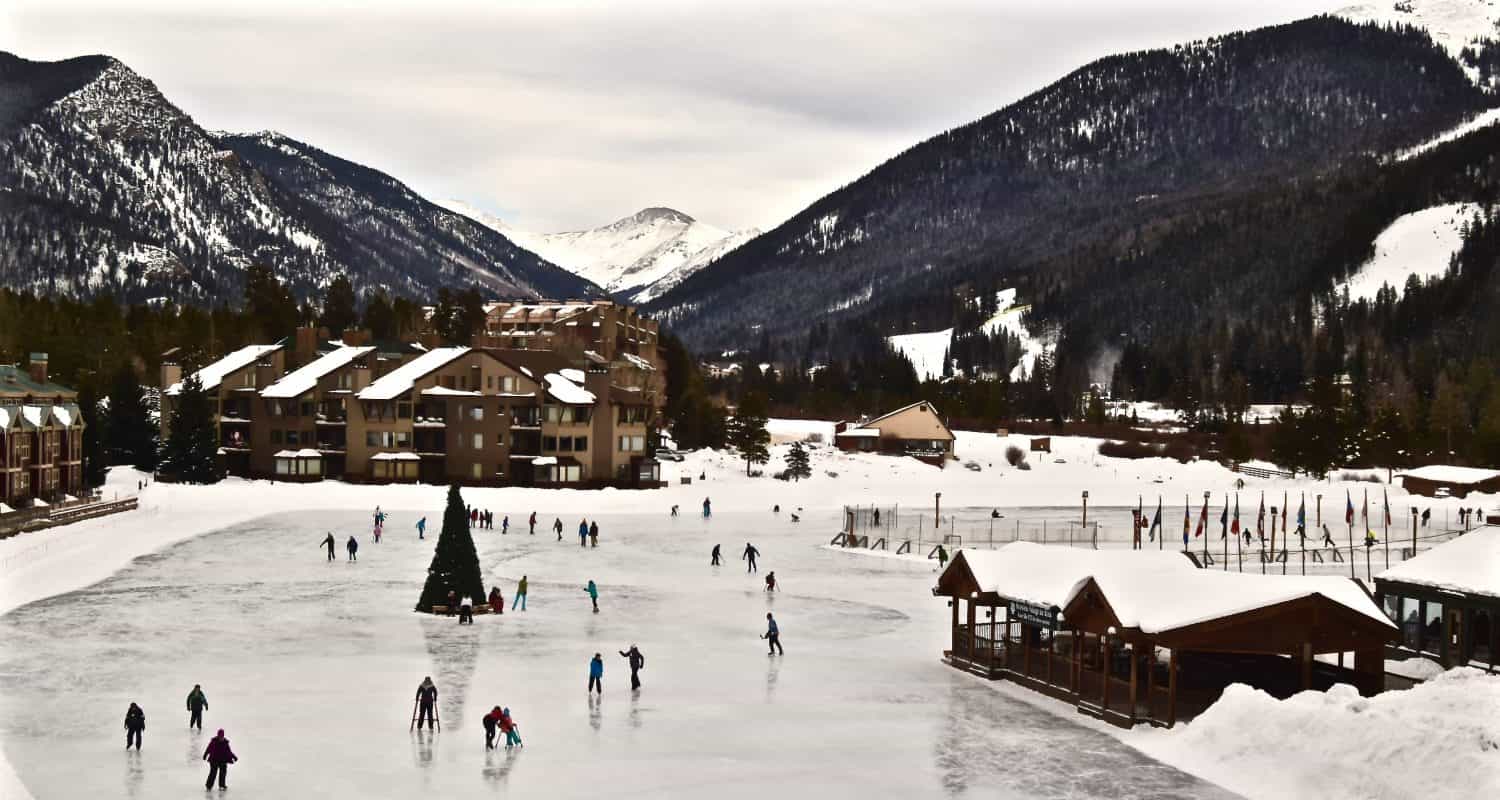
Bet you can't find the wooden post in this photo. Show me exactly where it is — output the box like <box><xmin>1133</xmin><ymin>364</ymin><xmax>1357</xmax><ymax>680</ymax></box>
<box><xmin>988</xmin><ymin>605</ymin><xmax>996</xmax><ymax>674</ymax></box>
<box><xmin>1023</xmin><ymin>623</ymin><xmax>1031</xmax><ymax>678</ymax></box>
<box><xmin>1100</xmin><ymin>636</ymin><xmax>1110</xmax><ymax>711</ymax></box>
<box><xmin>1347</xmin><ymin>520</ymin><xmax>1355</xmax><ymax>579</ymax></box>
<box><xmin>1300</xmin><ymin>643</ymin><xmax>1313</xmax><ymax>691</ymax></box>
<box><xmin>1046</xmin><ymin>629</ymin><xmax>1054</xmax><ymax>687</ymax></box>
<box><xmin>1128</xmin><ymin>643</ymin><xmax>1139</xmax><ymax>725</ymax></box>
<box><xmin>1167</xmin><ymin>649</ymin><xmax>1178</xmax><ymax>727</ymax></box>
<box><xmin>967</xmin><ymin>597</ymin><xmax>977</xmax><ymax>668</ymax></box>
<box><xmin>1145</xmin><ymin>643</ymin><xmax>1156</xmax><ymax>723</ymax></box>
<box><xmin>934</xmin><ymin>492</ymin><xmax>941</xmax><ymax>531</ymax></box>
<box><xmin>950</xmin><ymin>596</ymin><xmax>959</xmax><ymax>655</ymax></box>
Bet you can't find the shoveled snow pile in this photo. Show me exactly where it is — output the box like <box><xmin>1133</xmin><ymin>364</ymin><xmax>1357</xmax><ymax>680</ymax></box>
<box><xmin>1130</xmin><ymin>671</ymin><xmax>1500</xmax><ymax>800</ymax></box>
<box><xmin>1336</xmin><ymin>203</ymin><xmax>1477</xmax><ymax>303</ymax></box>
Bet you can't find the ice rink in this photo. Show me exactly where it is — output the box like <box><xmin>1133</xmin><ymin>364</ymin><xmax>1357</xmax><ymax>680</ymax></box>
<box><xmin>0</xmin><ymin>506</ymin><xmax>1236</xmax><ymax>798</ymax></box>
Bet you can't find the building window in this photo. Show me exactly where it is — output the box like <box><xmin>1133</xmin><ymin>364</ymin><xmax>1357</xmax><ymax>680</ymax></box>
<box><xmin>471</xmin><ymin>463</ymin><xmax>483</xmax><ymax>479</ymax></box>
<box><xmin>618</xmin><ymin>406</ymin><xmax>648</xmax><ymax>424</ymax></box>
<box><xmin>271</xmin><ymin>430</ymin><xmax>283</xmax><ymax>445</ymax></box>
<box><xmin>618</xmin><ymin>435</ymin><xmax>645</xmax><ymax>453</ymax></box>
<box><xmin>398</xmin><ymin>402</ymin><xmax>412</xmax><ymax>419</ymax></box>
<box><xmin>1422</xmin><ymin>601</ymin><xmax>1444</xmax><ymax>656</ymax></box>
<box><xmin>574</xmin><ymin>436</ymin><xmax>587</xmax><ymax>451</ymax></box>
<box><xmin>469</xmin><ymin>406</ymin><xmax>484</xmax><ymax>422</ymax></box>
<box><xmin>472</xmin><ymin>433</ymin><xmax>484</xmax><ymax>450</ymax></box>
<box><xmin>502</xmin><ymin>376</ymin><xmax>518</xmax><ymax>392</ymax></box>
<box><xmin>543</xmin><ymin>436</ymin><xmax>557</xmax><ymax>451</ymax></box>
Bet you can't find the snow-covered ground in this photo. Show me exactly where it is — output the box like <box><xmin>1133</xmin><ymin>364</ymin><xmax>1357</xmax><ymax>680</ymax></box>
<box><xmin>1335</xmin><ymin>203</ymin><xmax>1478</xmax><ymax>303</ymax></box>
<box><xmin>1340</xmin><ymin>0</ymin><xmax>1500</xmax><ymax>81</ymax></box>
<box><xmin>3</xmin><ymin>426</ymin><xmax>1494</xmax><ymax>799</ymax></box>
<box><xmin>885</xmin><ymin>327</ymin><xmax>952</xmax><ymax>382</ymax></box>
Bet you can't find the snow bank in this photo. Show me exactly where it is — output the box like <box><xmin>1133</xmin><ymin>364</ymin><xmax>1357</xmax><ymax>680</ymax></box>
<box><xmin>1130</xmin><ymin>671</ymin><xmax>1500</xmax><ymax>800</ymax></box>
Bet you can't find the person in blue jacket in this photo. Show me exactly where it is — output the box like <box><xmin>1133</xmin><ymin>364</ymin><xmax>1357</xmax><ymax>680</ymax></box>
<box><xmin>578</xmin><ymin>519</ymin><xmax>589</xmax><ymax>548</ymax></box>
<box><xmin>416</xmin><ymin>517</ymin><xmax>427</xmax><ymax>540</ymax></box>
<box><xmin>588</xmin><ymin>653</ymin><xmax>604</xmax><ymax>694</ymax></box>
<box><xmin>762</xmin><ymin>612</ymin><xmax>784</xmax><ymax>655</ymax></box>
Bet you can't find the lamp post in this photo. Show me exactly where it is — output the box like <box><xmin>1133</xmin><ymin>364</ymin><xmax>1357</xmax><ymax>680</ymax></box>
<box><xmin>935</xmin><ymin>492</ymin><xmax>942</xmax><ymax>532</ymax></box>
<box><xmin>1081</xmin><ymin>490</ymin><xmax>1089</xmax><ymax>534</ymax></box>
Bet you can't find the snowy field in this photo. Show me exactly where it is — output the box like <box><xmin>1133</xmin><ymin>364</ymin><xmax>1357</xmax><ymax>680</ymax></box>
<box><xmin>3</xmin><ymin>424</ymin><xmax>1497</xmax><ymax>799</ymax></box>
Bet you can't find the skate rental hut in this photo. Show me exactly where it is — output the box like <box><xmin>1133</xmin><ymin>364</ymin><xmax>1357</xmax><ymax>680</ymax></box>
<box><xmin>933</xmin><ymin>543</ymin><xmax>1398</xmax><ymax>728</ymax></box>
<box><xmin>833</xmin><ymin>401</ymin><xmax>955</xmax><ymax>465</ymax></box>
<box><xmin>1375</xmin><ymin>524</ymin><xmax>1499</xmax><ymax>674</ymax></box>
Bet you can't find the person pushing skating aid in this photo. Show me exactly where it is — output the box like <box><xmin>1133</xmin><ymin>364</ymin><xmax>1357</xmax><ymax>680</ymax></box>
<box><xmin>414</xmin><ymin>677</ymin><xmax>438</xmax><ymax>730</ymax></box>
<box><xmin>501</xmin><ymin>707</ymin><xmax>522</xmax><ymax>748</ymax></box>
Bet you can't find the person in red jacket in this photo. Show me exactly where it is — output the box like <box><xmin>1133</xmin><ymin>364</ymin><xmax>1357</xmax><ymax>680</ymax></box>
<box><xmin>482</xmin><ymin>706</ymin><xmax>503</xmax><ymax>750</ymax></box>
<box><xmin>488</xmin><ymin>585</ymin><xmax>504</xmax><ymax>614</ymax></box>
<box><xmin>202</xmin><ymin>728</ymin><xmax>238</xmax><ymax>790</ymax></box>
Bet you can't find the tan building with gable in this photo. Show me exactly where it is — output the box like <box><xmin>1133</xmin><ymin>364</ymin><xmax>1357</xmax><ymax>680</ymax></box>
<box><xmin>834</xmin><ymin>401</ymin><xmax>955</xmax><ymax>466</ymax></box>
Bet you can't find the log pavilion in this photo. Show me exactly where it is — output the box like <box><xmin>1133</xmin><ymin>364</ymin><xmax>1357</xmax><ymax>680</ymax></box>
<box><xmin>934</xmin><ymin>543</ymin><xmax>1398</xmax><ymax>728</ymax></box>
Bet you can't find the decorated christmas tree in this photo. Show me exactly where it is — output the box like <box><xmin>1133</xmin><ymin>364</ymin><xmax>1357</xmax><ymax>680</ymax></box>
<box><xmin>416</xmin><ymin>485</ymin><xmax>487</xmax><ymax>612</ymax></box>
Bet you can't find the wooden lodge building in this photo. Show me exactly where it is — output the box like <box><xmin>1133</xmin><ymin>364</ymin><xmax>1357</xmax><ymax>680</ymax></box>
<box><xmin>158</xmin><ymin>316</ymin><xmax>664</xmax><ymax>488</ymax></box>
<box><xmin>1395</xmin><ymin>465</ymin><xmax>1500</xmax><ymax>498</ymax></box>
<box><xmin>1375</xmin><ymin>525</ymin><xmax>1498</xmax><ymax>674</ymax></box>
<box><xmin>833</xmin><ymin>401</ymin><xmax>955</xmax><ymax>466</ymax></box>
<box><xmin>0</xmin><ymin>354</ymin><xmax>85</xmax><ymax>509</ymax></box>
<box><xmin>934</xmin><ymin>543</ymin><xmax>1398</xmax><ymax>728</ymax></box>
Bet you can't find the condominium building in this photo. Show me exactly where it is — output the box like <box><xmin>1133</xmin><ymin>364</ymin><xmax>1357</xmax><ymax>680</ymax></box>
<box><xmin>0</xmin><ymin>354</ymin><xmax>85</xmax><ymax>508</ymax></box>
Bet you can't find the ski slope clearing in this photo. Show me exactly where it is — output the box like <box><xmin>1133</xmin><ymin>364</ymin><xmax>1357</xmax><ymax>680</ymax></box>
<box><xmin>885</xmin><ymin>288</ymin><xmax>1047</xmax><ymax>382</ymax></box>
<box><xmin>1337</xmin><ymin>202</ymin><xmax>1478</xmax><ymax>303</ymax></box>
<box><xmin>885</xmin><ymin>327</ymin><xmax>952</xmax><ymax>381</ymax></box>
<box><xmin>1395</xmin><ymin>106</ymin><xmax>1500</xmax><ymax>160</ymax></box>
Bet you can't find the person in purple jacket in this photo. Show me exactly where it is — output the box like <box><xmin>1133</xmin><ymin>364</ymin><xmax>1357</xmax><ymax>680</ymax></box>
<box><xmin>202</xmin><ymin>728</ymin><xmax>238</xmax><ymax>790</ymax></box>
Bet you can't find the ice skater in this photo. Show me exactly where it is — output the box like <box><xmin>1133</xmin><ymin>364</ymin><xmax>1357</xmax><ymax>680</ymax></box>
<box><xmin>711</xmin><ymin>544</ymin><xmax>721</xmax><ymax>566</ymax></box>
<box><xmin>372</xmin><ymin>519</ymin><xmax>382</xmax><ymax>543</ymax></box>
<box><xmin>514</xmin><ymin>575</ymin><xmax>528</xmax><ymax>611</ymax></box>
<box><xmin>588</xmin><ymin>653</ymin><xmax>604</xmax><ymax>694</ymax></box>
<box><xmin>742</xmin><ymin>542</ymin><xmax>760</xmax><ymax>573</ymax></box>
<box><xmin>703</xmin><ymin>497</ymin><xmax>712</xmax><ymax>518</ymax></box>
<box><xmin>202</xmin><ymin>728</ymin><xmax>238</xmax><ymax>790</ymax></box>
<box><xmin>578</xmin><ymin>518</ymin><xmax>589</xmax><ymax>547</ymax></box>
<box><xmin>1321</xmin><ymin>524</ymin><xmax>1337</xmax><ymax>548</ymax></box>
<box><xmin>765</xmin><ymin>571</ymin><xmax>777</xmax><ymax>592</ymax></box>
<box><xmin>529</xmin><ymin>511</ymin><xmax>537</xmax><ymax>535</ymax></box>
<box><xmin>589</xmin><ymin>520</ymin><xmax>599</xmax><ymax>548</ymax></box>
<box><xmin>501</xmin><ymin>707</ymin><xmax>522</xmax><ymax>748</ymax></box>
<box><xmin>321</xmin><ymin>532</ymin><xmax>336</xmax><ymax>561</ymax></box>
<box><xmin>123</xmin><ymin>702</ymin><xmax>145</xmax><ymax>750</ymax></box>
<box><xmin>488</xmin><ymin>585</ymin><xmax>504</xmax><ymax>614</ymax></box>
<box><xmin>554</xmin><ymin>517</ymin><xmax>564</xmax><ymax>541</ymax></box>
<box><xmin>584</xmin><ymin>579</ymin><xmax>600</xmax><ymax>613</ymax></box>
<box><xmin>458</xmin><ymin>595</ymin><xmax>474</xmax><ymax>624</ymax></box>
<box><xmin>416</xmin><ymin>516</ymin><xmax>427</xmax><ymax>539</ymax></box>
<box><xmin>671</xmin><ymin>504</ymin><xmax>679</xmax><ymax>517</ymax></box>
<box><xmin>502</xmin><ymin>515</ymin><xmax>510</xmax><ymax>535</ymax></box>
<box><xmin>762</xmin><ymin>612</ymin><xmax>784</xmax><ymax>655</ymax></box>
<box><xmin>414</xmin><ymin>677</ymin><xmax>439</xmax><ymax>730</ymax></box>
<box><xmin>186</xmin><ymin>684</ymin><xmax>208</xmax><ymax>730</ymax></box>
<box><xmin>618</xmin><ymin>644</ymin><xmax>645</xmax><ymax>690</ymax></box>
<box><xmin>936</xmin><ymin>544</ymin><xmax>948</xmax><ymax>570</ymax></box>
<box><xmin>482</xmin><ymin>706</ymin><xmax>502</xmax><ymax>749</ymax></box>
<box><xmin>346</xmin><ymin>535</ymin><xmax>359</xmax><ymax>561</ymax></box>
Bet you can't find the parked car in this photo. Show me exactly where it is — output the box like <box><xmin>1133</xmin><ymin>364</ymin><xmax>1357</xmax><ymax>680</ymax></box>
<box><xmin>655</xmin><ymin>448</ymin><xmax>685</xmax><ymax>462</ymax></box>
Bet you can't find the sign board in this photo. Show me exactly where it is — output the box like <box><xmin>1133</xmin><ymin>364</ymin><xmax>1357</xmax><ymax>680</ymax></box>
<box><xmin>1008</xmin><ymin>600</ymin><xmax>1059</xmax><ymax>631</ymax></box>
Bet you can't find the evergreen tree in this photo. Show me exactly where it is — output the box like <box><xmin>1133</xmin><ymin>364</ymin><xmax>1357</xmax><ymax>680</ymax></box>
<box><xmin>106</xmin><ymin>363</ymin><xmax>157</xmax><ymax>469</ymax></box>
<box><xmin>158</xmin><ymin>374</ymin><xmax>221</xmax><ymax>483</ymax></box>
<box><xmin>77</xmin><ymin>382</ymin><xmax>107</xmax><ymax>487</ymax></box>
<box><xmin>727</xmin><ymin>392</ymin><xmax>770</xmax><ymax>476</ymax></box>
<box><xmin>417</xmin><ymin>485</ymin><xmax>487</xmax><ymax>612</ymax></box>
<box><xmin>319</xmin><ymin>273</ymin><xmax>359</xmax><ymax>336</ymax></box>
<box><xmin>362</xmin><ymin>289</ymin><xmax>397</xmax><ymax>340</ymax></box>
<box><xmin>785</xmin><ymin>440</ymin><xmax>812</xmax><ymax>481</ymax></box>
<box><xmin>243</xmin><ymin>264</ymin><xmax>299</xmax><ymax>341</ymax></box>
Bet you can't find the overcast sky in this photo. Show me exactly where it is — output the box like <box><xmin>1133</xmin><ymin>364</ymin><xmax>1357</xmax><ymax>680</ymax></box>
<box><xmin>4</xmin><ymin>0</ymin><xmax>1342</xmax><ymax>233</ymax></box>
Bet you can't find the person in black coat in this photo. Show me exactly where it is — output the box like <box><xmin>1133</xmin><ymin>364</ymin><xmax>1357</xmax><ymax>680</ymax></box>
<box><xmin>123</xmin><ymin>702</ymin><xmax>145</xmax><ymax>750</ymax></box>
<box><xmin>618</xmin><ymin>644</ymin><xmax>645</xmax><ymax>690</ymax></box>
<box><xmin>321</xmin><ymin>533</ymin><xmax>336</xmax><ymax>561</ymax></box>
<box><xmin>711</xmin><ymin>544</ymin><xmax>721</xmax><ymax>566</ymax></box>
<box><xmin>414</xmin><ymin>677</ymin><xmax>438</xmax><ymax>730</ymax></box>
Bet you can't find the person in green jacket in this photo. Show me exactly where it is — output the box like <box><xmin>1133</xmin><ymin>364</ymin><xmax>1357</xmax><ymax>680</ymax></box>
<box><xmin>513</xmin><ymin>575</ymin><xmax>528</xmax><ymax>611</ymax></box>
<box><xmin>186</xmin><ymin>684</ymin><xmax>208</xmax><ymax>730</ymax></box>
<box><xmin>584</xmin><ymin>579</ymin><xmax>599</xmax><ymax>613</ymax></box>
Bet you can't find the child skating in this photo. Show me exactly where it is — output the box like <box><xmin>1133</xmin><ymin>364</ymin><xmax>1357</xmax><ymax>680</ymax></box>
<box><xmin>584</xmin><ymin>579</ymin><xmax>599</xmax><ymax>613</ymax></box>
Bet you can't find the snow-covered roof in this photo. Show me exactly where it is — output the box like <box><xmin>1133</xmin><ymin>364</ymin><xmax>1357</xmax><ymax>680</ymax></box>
<box><xmin>261</xmin><ymin>346</ymin><xmax>374</xmax><ymax>399</ymax></box>
<box><xmin>51</xmin><ymin>405</ymin><xmax>74</xmax><ymax>427</ymax></box>
<box><xmin>560</xmin><ymin>368</ymin><xmax>585</xmax><ymax>384</ymax></box>
<box><xmin>420</xmin><ymin>386</ymin><xmax>482</xmax><ymax>397</ymax></box>
<box><xmin>0</xmin><ymin>502</ymin><xmax>13</xmax><ymax>514</ymax></box>
<box><xmin>273</xmin><ymin>448</ymin><xmax>323</xmax><ymax>458</ymax></box>
<box><xmin>544</xmin><ymin>373</ymin><xmax>595</xmax><ymax>405</ymax></box>
<box><xmin>357</xmin><ymin>347</ymin><xmax>470</xmax><ymax>401</ymax></box>
<box><xmin>1378</xmin><ymin>525</ymin><xmax>1499</xmax><ymax>599</ymax></box>
<box><xmin>20</xmin><ymin>406</ymin><xmax>44</xmax><ymax>428</ymax></box>
<box><xmin>370</xmin><ymin>452</ymin><xmax>421</xmax><ymax>461</ymax></box>
<box><xmin>949</xmin><ymin>543</ymin><xmax>1392</xmax><ymax>633</ymax></box>
<box><xmin>621</xmin><ymin>353</ymin><xmax>655</xmax><ymax>371</ymax></box>
<box><xmin>1397</xmin><ymin>465</ymin><xmax>1500</xmax><ymax>485</ymax></box>
<box><xmin>533</xmin><ymin>456</ymin><xmax>558</xmax><ymax>466</ymax></box>
<box><xmin>166</xmin><ymin>344</ymin><xmax>281</xmax><ymax>395</ymax></box>
<box><xmin>836</xmin><ymin>427</ymin><xmax>880</xmax><ymax>438</ymax></box>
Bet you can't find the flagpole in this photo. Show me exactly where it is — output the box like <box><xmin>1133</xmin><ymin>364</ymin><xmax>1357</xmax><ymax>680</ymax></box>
<box><xmin>1300</xmin><ymin>491</ymin><xmax>1306</xmax><ymax>577</ymax></box>
<box><xmin>1269</xmin><ymin>497</ymin><xmax>1276</xmax><ymax>569</ymax></box>
<box><xmin>1223</xmin><ymin>494</ymin><xmax>1229</xmax><ymax>571</ymax></box>
<box><xmin>1281</xmin><ymin>490</ymin><xmax>1289</xmax><ymax>575</ymax></box>
<box><xmin>1158</xmin><ymin>496</ymin><xmax>1163</xmax><ymax>552</ymax></box>
<box><xmin>1363</xmin><ymin>488</ymin><xmax>1371</xmax><ymax>583</ymax></box>
<box><xmin>1183</xmin><ymin>494</ymin><xmax>1189</xmax><ymax>555</ymax></box>
<box><xmin>1347</xmin><ymin>510</ymin><xmax>1355</xmax><ymax>580</ymax></box>
<box><xmin>1235</xmin><ymin>492</ymin><xmax>1242</xmax><ymax>572</ymax></box>
<box><xmin>1383</xmin><ymin>488</ymin><xmax>1390</xmax><ymax>570</ymax></box>
<box><xmin>1259</xmin><ymin>491</ymin><xmax>1266</xmax><ymax>575</ymax></box>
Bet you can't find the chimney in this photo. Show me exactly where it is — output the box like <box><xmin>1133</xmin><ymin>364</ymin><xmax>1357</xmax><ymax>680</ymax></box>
<box><xmin>294</xmin><ymin>326</ymin><xmax>319</xmax><ymax>366</ymax></box>
<box><xmin>27</xmin><ymin>353</ymin><xmax>48</xmax><ymax>384</ymax></box>
<box><xmin>342</xmin><ymin>328</ymin><xmax>372</xmax><ymax>347</ymax></box>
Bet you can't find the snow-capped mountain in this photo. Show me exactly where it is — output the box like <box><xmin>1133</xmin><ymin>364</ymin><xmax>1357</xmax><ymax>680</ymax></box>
<box><xmin>441</xmin><ymin>202</ymin><xmax>757</xmax><ymax>304</ymax></box>
<box><xmin>0</xmin><ymin>52</ymin><xmax>598</xmax><ymax>305</ymax></box>
<box><xmin>1339</xmin><ymin>0</ymin><xmax>1500</xmax><ymax>78</ymax></box>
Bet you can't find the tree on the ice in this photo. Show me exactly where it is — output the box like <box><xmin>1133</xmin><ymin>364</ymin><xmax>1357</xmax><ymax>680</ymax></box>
<box><xmin>417</xmin><ymin>485</ymin><xmax>487</xmax><ymax>612</ymax></box>
<box><xmin>106</xmin><ymin>363</ymin><xmax>158</xmax><ymax>470</ymax></box>
<box><xmin>728</xmin><ymin>392</ymin><xmax>770</xmax><ymax>476</ymax></box>
<box><xmin>785</xmin><ymin>440</ymin><xmax>811</xmax><ymax>481</ymax></box>
<box><xmin>158</xmin><ymin>373</ymin><xmax>221</xmax><ymax>484</ymax></box>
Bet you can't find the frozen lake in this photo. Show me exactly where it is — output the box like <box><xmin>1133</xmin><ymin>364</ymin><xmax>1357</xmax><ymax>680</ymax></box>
<box><xmin>0</xmin><ymin>506</ymin><xmax>1237</xmax><ymax>798</ymax></box>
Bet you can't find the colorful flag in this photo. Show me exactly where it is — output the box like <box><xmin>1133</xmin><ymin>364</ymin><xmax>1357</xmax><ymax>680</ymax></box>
<box><xmin>1282</xmin><ymin>491</ymin><xmax>1288</xmax><ymax>530</ymax></box>
<box><xmin>1194</xmin><ymin>497</ymin><xmax>1208</xmax><ymax>538</ymax></box>
<box><xmin>1345</xmin><ymin>490</ymin><xmax>1355</xmax><ymax>525</ymax></box>
<box><xmin>1150</xmin><ymin>498</ymin><xmax>1162</xmax><ymax>541</ymax></box>
<box><xmin>1383</xmin><ymin>489</ymin><xmax>1392</xmax><ymax>527</ymax></box>
<box><xmin>1220</xmin><ymin>499</ymin><xmax>1229</xmax><ymax>540</ymax></box>
<box><xmin>1257</xmin><ymin>493</ymin><xmax>1265</xmax><ymax>540</ymax></box>
<box><xmin>1231</xmin><ymin>495</ymin><xmax>1241</xmax><ymax>536</ymax></box>
<box><xmin>1183</xmin><ymin>500</ymin><xmax>1191</xmax><ymax>546</ymax></box>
